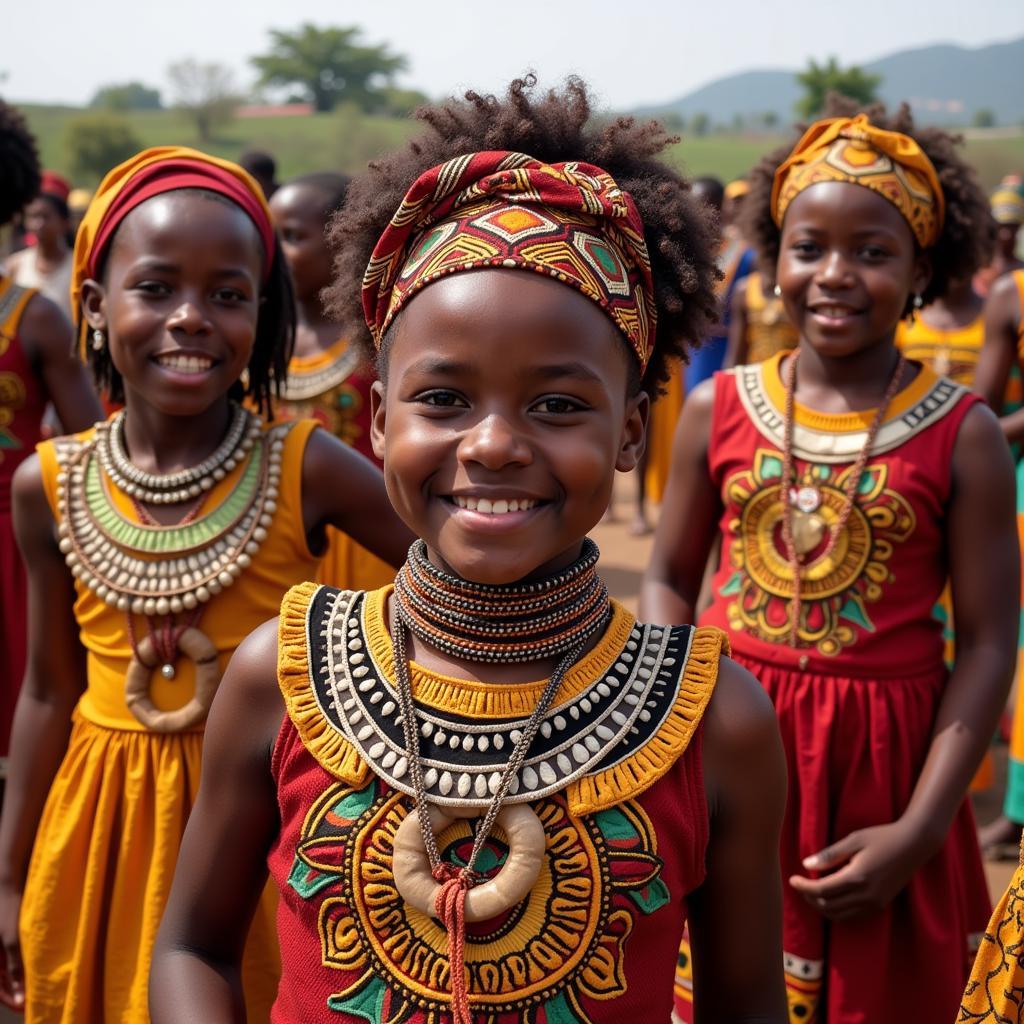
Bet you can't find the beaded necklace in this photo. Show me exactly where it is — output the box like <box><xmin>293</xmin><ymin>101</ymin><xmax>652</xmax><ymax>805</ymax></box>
<box><xmin>389</xmin><ymin>540</ymin><xmax>608</xmax><ymax>1024</ymax></box>
<box><xmin>56</xmin><ymin>406</ymin><xmax>288</xmax><ymax>731</ymax></box>
<box><xmin>780</xmin><ymin>348</ymin><xmax>906</xmax><ymax>647</ymax></box>
<box><xmin>393</xmin><ymin>538</ymin><xmax>611</xmax><ymax>663</ymax></box>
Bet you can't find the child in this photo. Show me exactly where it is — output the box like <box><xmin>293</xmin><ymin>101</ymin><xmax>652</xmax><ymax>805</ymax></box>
<box><xmin>974</xmin><ymin>180</ymin><xmax>1024</xmax><ymax>297</ymax></box>
<box><xmin>0</xmin><ymin>101</ymin><xmax>102</xmax><ymax>778</ymax></box>
<box><xmin>723</xmin><ymin>270</ymin><xmax>799</xmax><ymax>369</ymax></box>
<box><xmin>270</xmin><ymin>172</ymin><xmax>392</xmax><ymax>591</ymax></box>
<box><xmin>641</xmin><ymin>102</ymin><xmax>1016</xmax><ymax>1024</ymax></box>
<box><xmin>151</xmin><ymin>78</ymin><xmax>789</xmax><ymax>1023</ymax></box>
<box><xmin>0</xmin><ymin>146</ymin><xmax>411</xmax><ymax>1023</ymax></box>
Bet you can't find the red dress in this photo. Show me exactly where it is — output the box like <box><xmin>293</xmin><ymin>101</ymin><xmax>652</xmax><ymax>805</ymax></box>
<box><xmin>268</xmin><ymin>582</ymin><xmax>724</xmax><ymax>1024</ymax></box>
<box><xmin>0</xmin><ymin>276</ymin><xmax>45</xmax><ymax>764</ymax></box>
<box><xmin>696</xmin><ymin>351</ymin><xmax>989</xmax><ymax>1024</ymax></box>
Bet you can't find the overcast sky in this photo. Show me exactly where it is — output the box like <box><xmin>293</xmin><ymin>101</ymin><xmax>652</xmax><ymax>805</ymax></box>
<box><xmin>6</xmin><ymin>0</ymin><xmax>1023</xmax><ymax>110</ymax></box>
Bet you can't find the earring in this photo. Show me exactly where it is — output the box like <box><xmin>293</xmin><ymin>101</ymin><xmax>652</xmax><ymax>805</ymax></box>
<box><xmin>913</xmin><ymin>294</ymin><xmax>924</xmax><ymax>309</ymax></box>
<box><xmin>773</xmin><ymin>283</ymin><xmax>782</xmax><ymax>298</ymax></box>
<box><xmin>91</xmin><ymin>329</ymin><xmax>105</xmax><ymax>352</ymax></box>
<box><xmin>240</xmin><ymin>367</ymin><xmax>251</xmax><ymax>390</ymax></box>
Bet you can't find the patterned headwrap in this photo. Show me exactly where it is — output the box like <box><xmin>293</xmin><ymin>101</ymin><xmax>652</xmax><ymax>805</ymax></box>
<box><xmin>771</xmin><ymin>114</ymin><xmax>945</xmax><ymax>248</ymax></box>
<box><xmin>724</xmin><ymin>179</ymin><xmax>750</xmax><ymax>201</ymax></box>
<box><xmin>71</xmin><ymin>146</ymin><xmax>275</xmax><ymax>352</ymax></box>
<box><xmin>362</xmin><ymin>151</ymin><xmax>656</xmax><ymax>370</ymax></box>
<box><xmin>991</xmin><ymin>183</ymin><xmax>1024</xmax><ymax>226</ymax></box>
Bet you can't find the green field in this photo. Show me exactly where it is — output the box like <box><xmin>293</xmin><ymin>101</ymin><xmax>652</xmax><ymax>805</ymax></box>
<box><xmin>19</xmin><ymin>104</ymin><xmax>1024</xmax><ymax>191</ymax></box>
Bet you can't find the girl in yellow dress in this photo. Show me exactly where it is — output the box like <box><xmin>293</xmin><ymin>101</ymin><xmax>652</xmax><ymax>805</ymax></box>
<box><xmin>0</xmin><ymin>147</ymin><xmax>410</xmax><ymax>1023</ymax></box>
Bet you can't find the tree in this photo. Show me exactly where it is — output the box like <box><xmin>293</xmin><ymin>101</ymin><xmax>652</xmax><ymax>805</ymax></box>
<box><xmin>251</xmin><ymin>24</ymin><xmax>407</xmax><ymax>113</ymax></box>
<box><xmin>763</xmin><ymin>111</ymin><xmax>780</xmax><ymax>129</ymax></box>
<box><xmin>972</xmin><ymin>108</ymin><xmax>996</xmax><ymax>128</ymax></box>
<box><xmin>796</xmin><ymin>57</ymin><xmax>881</xmax><ymax>119</ymax></box>
<box><xmin>167</xmin><ymin>60</ymin><xmax>240</xmax><ymax>142</ymax></box>
<box><xmin>65</xmin><ymin>114</ymin><xmax>143</xmax><ymax>182</ymax></box>
<box><xmin>90</xmin><ymin>82</ymin><xmax>162</xmax><ymax>111</ymax></box>
<box><xmin>690</xmin><ymin>112</ymin><xmax>710</xmax><ymax>137</ymax></box>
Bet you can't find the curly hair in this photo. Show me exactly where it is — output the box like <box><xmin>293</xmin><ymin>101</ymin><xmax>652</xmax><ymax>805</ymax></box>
<box><xmin>325</xmin><ymin>76</ymin><xmax>721</xmax><ymax>396</ymax></box>
<box><xmin>89</xmin><ymin>189</ymin><xmax>294</xmax><ymax>416</ymax></box>
<box><xmin>0</xmin><ymin>99</ymin><xmax>41</xmax><ymax>228</ymax></box>
<box><xmin>741</xmin><ymin>94</ymin><xmax>993</xmax><ymax>307</ymax></box>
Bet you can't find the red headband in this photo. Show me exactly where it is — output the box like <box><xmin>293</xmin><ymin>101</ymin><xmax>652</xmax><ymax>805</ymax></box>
<box><xmin>87</xmin><ymin>159</ymin><xmax>276</xmax><ymax>282</ymax></box>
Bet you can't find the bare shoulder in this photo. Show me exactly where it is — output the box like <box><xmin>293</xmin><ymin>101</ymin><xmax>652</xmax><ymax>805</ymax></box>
<box><xmin>953</xmin><ymin>401</ymin><xmax>1013</xmax><ymax>469</ymax></box>
<box><xmin>18</xmin><ymin>291</ymin><xmax>73</xmax><ymax>359</ymax></box>
<box><xmin>11</xmin><ymin>453</ymin><xmax>52</xmax><ymax>532</ymax></box>
<box><xmin>702</xmin><ymin>655</ymin><xmax>779</xmax><ymax>759</ymax></box>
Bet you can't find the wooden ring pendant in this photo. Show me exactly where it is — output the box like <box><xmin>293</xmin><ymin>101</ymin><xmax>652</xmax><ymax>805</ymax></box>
<box><xmin>393</xmin><ymin>803</ymin><xmax>546</xmax><ymax>922</ymax></box>
<box><xmin>124</xmin><ymin>626</ymin><xmax>220</xmax><ymax>733</ymax></box>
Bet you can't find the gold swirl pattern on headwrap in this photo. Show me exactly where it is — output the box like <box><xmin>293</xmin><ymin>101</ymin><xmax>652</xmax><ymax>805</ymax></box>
<box><xmin>771</xmin><ymin>115</ymin><xmax>945</xmax><ymax>248</ymax></box>
<box><xmin>362</xmin><ymin>151</ymin><xmax>656</xmax><ymax>370</ymax></box>
<box><xmin>991</xmin><ymin>184</ymin><xmax>1024</xmax><ymax>227</ymax></box>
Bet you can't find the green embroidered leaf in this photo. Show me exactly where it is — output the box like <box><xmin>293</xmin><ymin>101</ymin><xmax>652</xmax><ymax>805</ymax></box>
<box><xmin>838</xmin><ymin>595</ymin><xmax>875</xmax><ymax>632</ymax></box>
<box><xmin>286</xmin><ymin>858</ymin><xmax>334</xmax><ymax>899</ymax></box>
<box><xmin>592</xmin><ymin>806</ymin><xmax>636</xmax><ymax>843</ymax></box>
<box><xmin>761</xmin><ymin>454</ymin><xmax>783</xmax><ymax>480</ymax></box>
<box><xmin>327</xmin><ymin>974</ymin><xmax>387</xmax><ymax>1022</ymax></box>
<box><xmin>719</xmin><ymin>571</ymin><xmax>743</xmax><ymax>597</ymax></box>
<box><xmin>628</xmin><ymin>877</ymin><xmax>671</xmax><ymax>914</ymax></box>
<box><xmin>331</xmin><ymin>780</ymin><xmax>378</xmax><ymax>822</ymax></box>
<box><xmin>540</xmin><ymin>991</ymin><xmax>585</xmax><ymax>1024</ymax></box>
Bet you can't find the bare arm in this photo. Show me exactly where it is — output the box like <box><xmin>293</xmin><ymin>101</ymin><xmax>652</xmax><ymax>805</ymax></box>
<box><xmin>639</xmin><ymin>380</ymin><xmax>722</xmax><ymax>625</ymax></box>
<box><xmin>975</xmin><ymin>276</ymin><xmax>1024</xmax><ymax>439</ymax></box>
<box><xmin>301</xmin><ymin>429</ymin><xmax>413</xmax><ymax>569</ymax></box>
<box><xmin>0</xmin><ymin>456</ymin><xmax>87</xmax><ymax>1008</ymax></box>
<box><xmin>722</xmin><ymin>285</ymin><xmax>749</xmax><ymax>370</ymax></box>
<box><xmin>151</xmin><ymin>619</ymin><xmax>284</xmax><ymax>1023</ymax></box>
<box><xmin>792</xmin><ymin>404</ymin><xmax>1018</xmax><ymax>916</ymax></box>
<box><xmin>688</xmin><ymin>657</ymin><xmax>788</xmax><ymax>1023</ymax></box>
<box><xmin>18</xmin><ymin>294</ymin><xmax>102</xmax><ymax>432</ymax></box>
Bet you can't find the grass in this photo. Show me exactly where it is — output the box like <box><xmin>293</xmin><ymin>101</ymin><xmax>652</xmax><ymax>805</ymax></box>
<box><xmin>19</xmin><ymin>104</ymin><xmax>1024</xmax><ymax>190</ymax></box>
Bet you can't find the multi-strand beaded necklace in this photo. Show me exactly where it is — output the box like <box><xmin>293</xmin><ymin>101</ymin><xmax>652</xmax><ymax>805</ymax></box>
<box><xmin>389</xmin><ymin>539</ymin><xmax>612</xmax><ymax>1024</ymax></box>
<box><xmin>56</xmin><ymin>403</ymin><xmax>285</xmax><ymax>731</ymax></box>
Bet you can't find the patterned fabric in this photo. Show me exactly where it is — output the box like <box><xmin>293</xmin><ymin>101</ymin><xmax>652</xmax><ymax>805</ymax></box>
<box><xmin>701</xmin><ymin>352</ymin><xmax>979</xmax><ymax>674</ymax></box>
<box><xmin>743</xmin><ymin>272</ymin><xmax>798</xmax><ymax>364</ymax></box>
<box><xmin>361</xmin><ymin>151</ymin><xmax>656</xmax><ymax>370</ymax></box>
<box><xmin>270</xmin><ymin>582</ymin><xmax>723</xmax><ymax>1023</ymax></box>
<box><xmin>72</xmin><ymin>146</ymin><xmax>275</xmax><ymax>351</ymax></box>
<box><xmin>771</xmin><ymin>115</ymin><xmax>944</xmax><ymax>248</ymax></box>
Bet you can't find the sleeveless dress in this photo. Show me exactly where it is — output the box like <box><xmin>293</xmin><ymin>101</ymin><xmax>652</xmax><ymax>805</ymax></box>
<box><xmin>743</xmin><ymin>272</ymin><xmax>798</xmax><ymax>365</ymax></box>
<box><xmin>695</xmin><ymin>352</ymin><xmax>990</xmax><ymax>1024</ymax></box>
<box><xmin>22</xmin><ymin>417</ymin><xmax>321</xmax><ymax>1024</ymax></box>
<box><xmin>269</xmin><ymin>582</ymin><xmax>724</xmax><ymax>1023</ymax></box>
<box><xmin>278</xmin><ymin>337</ymin><xmax>392</xmax><ymax>592</ymax></box>
<box><xmin>0</xmin><ymin>276</ymin><xmax>45</xmax><ymax>768</ymax></box>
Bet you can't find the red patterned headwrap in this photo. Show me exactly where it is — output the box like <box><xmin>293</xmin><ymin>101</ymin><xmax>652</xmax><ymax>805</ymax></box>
<box><xmin>362</xmin><ymin>151</ymin><xmax>656</xmax><ymax>370</ymax></box>
<box><xmin>72</xmin><ymin>146</ymin><xmax>276</xmax><ymax>343</ymax></box>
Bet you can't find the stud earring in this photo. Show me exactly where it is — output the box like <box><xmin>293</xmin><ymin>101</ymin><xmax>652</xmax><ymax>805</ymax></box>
<box><xmin>240</xmin><ymin>367</ymin><xmax>251</xmax><ymax>390</ymax></box>
<box><xmin>91</xmin><ymin>329</ymin><xmax>105</xmax><ymax>352</ymax></box>
<box><xmin>773</xmin><ymin>283</ymin><xmax>782</xmax><ymax>298</ymax></box>
<box><xmin>913</xmin><ymin>294</ymin><xmax>924</xmax><ymax>309</ymax></box>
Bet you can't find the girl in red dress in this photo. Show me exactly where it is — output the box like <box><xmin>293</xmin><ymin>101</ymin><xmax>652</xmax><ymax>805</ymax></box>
<box><xmin>641</xmin><ymin>100</ymin><xmax>1015</xmax><ymax>1024</ymax></box>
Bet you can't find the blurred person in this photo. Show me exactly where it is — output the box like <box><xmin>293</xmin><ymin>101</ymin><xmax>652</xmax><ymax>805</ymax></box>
<box><xmin>238</xmin><ymin>148</ymin><xmax>279</xmax><ymax>199</ymax></box>
<box><xmin>4</xmin><ymin>171</ymin><xmax>74</xmax><ymax>319</ymax></box>
<box><xmin>66</xmin><ymin>188</ymin><xmax>92</xmax><ymax>241</ymax></box>
<box><xmin>0</xmin><ymin>102</ymin><xmax>102</xmax><ymax>788</ymax></box>
<box><xmin>723</xmin><ymin>270</ymin><xmax>799</xmax><ymax>368</ymax></box>
<box><xmin>270</xmin><ymin>171</ymin><xmax>393</xmax><ymax>589</ymax></box>
<box><xmin>974</xmin><ymin>179</ymin><xmax>1024</xmax><ymax>296</ymax></box>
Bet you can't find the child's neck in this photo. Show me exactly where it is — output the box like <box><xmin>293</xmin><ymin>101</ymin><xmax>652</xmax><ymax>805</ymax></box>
<box><xmin>787</xmin><ymin>338</ymin><xmax>912</xmax><ymax>415</ymax></box>
<box><xmin>293</xmin><ymin>296</ymin><xmax>338</xmax><ymax>360</ymax></box>
<box><xmin>119</xmin><ymin>393</ymin><xmax>235</xmax><ymax>477</ymax></box>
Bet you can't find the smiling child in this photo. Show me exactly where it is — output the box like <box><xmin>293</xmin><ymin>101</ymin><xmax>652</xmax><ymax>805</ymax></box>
<box><xmin>151</xmin><ymin>78</ymin><xmax>790</xmax><ymax>1024</ymax></box>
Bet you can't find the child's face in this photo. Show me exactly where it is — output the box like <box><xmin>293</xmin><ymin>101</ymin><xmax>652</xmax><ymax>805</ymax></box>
<box><xmin>372</xmin><ymin>270</ymin><xmax>648</xmax><ymax>585</ymax></box>
<box><xmin>270</xmin><ymin>184</ymin><xmax>333</xmax><ymax>302</ymax></box>
<box><xmin>776</xmin><ymin>181</ymin><xmax>931</xmax><ymax>357</ymax></box>
<box><xmin>25</xmin><ymin>197</ymin><xmax>68</xmax><ymax>248</ymax></box>
<box><xmin>85</xmin><ymin>192</ymin><xmax>263</xmax><ymax>417</ymax></box>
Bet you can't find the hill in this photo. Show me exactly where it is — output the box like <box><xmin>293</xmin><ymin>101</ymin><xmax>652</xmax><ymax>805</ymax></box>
<box><xmin>639</xmin><ymin>36</ymin><xmax>1024</xmax><ymax>128</ymax></box>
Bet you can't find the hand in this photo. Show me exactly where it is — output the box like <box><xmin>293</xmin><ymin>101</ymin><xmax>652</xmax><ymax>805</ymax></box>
<box><xmin>0</xmin><ymin>884</ymin><xmax>24</xmax><ymax>1011</ymax></box>
<box><xmin>789</xmin><ymin>820</ymin><xmax>932</xmax><ymax>922</ymax></box>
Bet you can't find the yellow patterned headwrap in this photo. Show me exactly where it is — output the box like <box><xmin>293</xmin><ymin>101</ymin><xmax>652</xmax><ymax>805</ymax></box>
<box><xmin>991</xmin><ymin>185</ymin><xmax>1024</xmax><ymax>226</ymax></box>
<box><xmin>724</xmin><ymin>179</ymin><xmax>750</xmax><ymax>201</ymax></box>
<box><xmin>771</xmin><ymin>114</ymin><xmax>945</xmax><ymax>248</ymax></box>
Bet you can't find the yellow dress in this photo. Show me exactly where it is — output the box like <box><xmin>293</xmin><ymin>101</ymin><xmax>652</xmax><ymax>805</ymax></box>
<box><xmin>743</xmin><ymin>272</ymin><xmax>798</xmax><ymax>364</ymax></box>
<box><xmin>644</xmin><ymin>358</ymin><xmax>684</xmax><ymax>506</ymax></box>
<box><xmin>278</xmin><ymin>337</ymin><xmax>393</xmax><ymax>591</ymax></box>
<box><xmin>895</xmin><ymin>311</ymin><xmax>984</xmax><ymax>386</ymax></box>
<box><xmin>22</xmin><ymin>417</ymin><xmax>321</xmax><ymax>1024</ymax></box>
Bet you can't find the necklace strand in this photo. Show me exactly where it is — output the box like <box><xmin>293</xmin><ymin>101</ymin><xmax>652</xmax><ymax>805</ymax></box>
<box><xmin>780</xmin><ymin>348</ymin><xmax>906</xmax><ymax>647</ymax></box>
